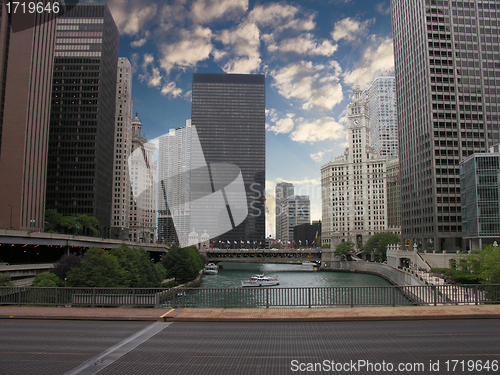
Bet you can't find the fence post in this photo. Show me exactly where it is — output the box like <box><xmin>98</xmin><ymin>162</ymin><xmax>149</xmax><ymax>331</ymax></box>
<box><xmin>308</xmin><ymin>288</ymin><xmax>312</xmax><ymax>308</ymax></box>
<box><xmin>92</xmin><ymin>288</ymin><xmax>96</xmax><ymax>307</ymax></box>
<box><xmin>224</xmin><ymin>289</ymin><xmax>226</xmax><ymax>309</ymax></box>
<box><xmin>266</xmin><ymin>288</ymin><xmax>269</xmax><ymax>308</ymax></box>
<box><xmin>475</xmin><ymin>285</ymin><xmax>478</xmax><ymax>305</ymax></box>
<box><xmin>433</xmin><ymin>285</ymin><xmax>437</xmax><ymax>306</ymax></box>
<box><xmin>132</xmin><ymin>289</ymin><xmax>136</xmax><ymax>307</ymax></box>
<box><xmin>18</xmin><ymin>287</ymin><xmax>21</xmax><ymax>305</ymax></box>
<box><xmin>55</xmin><ymin>288</ymin><xmax>58</xmax><ymax>306</ymax></box>
<box><xmin>350</xmin><ymin>287</ymin><xmax>354</xmax><ymax>307</ymax></box>
<box><xmin>392</xmin><ymin>286</ymin><xmax>396</xmax><ymax>307</ymax></box>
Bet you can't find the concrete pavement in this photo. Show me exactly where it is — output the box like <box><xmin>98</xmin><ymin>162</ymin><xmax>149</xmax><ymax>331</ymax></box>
<box><xmin>0</xmin><ymin>304</ymin><xmax>499</xmax><ymax>322</ymax></box>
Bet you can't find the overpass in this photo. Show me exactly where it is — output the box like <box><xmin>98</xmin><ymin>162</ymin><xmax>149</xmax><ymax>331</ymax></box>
<box><xmin>204</xmin><ymin>248</ymin><xmax>322</xmax><ymax>264</ymax></box>
<box><xmin>0</xmin><ymin>229</ymin><xmax>169</xmax><ymax>253</ymax></box>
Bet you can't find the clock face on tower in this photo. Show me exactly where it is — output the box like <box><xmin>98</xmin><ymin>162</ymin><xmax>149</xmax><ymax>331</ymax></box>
<box><xmin>353</xmin><ymin>119</ymin><xmax>360</xmax><ymax>126</ymax></box>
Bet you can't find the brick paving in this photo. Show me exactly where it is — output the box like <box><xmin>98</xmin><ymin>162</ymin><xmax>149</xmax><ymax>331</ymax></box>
<box><xmin>0</xmin><ymin>304</ymin><xmax>499</xmax><ymax>322</ymax></box>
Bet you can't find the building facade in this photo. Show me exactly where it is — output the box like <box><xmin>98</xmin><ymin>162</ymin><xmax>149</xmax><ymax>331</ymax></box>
<box><xmin>387</xmin><ymin>158</ymin><xmax>401</xmax><ymax>232</ymax></box>
<box><xmin>111</xmin><ymin>57</ymin><xmax>133</xmax><ymax>240</ymax></box>
<box><xmin>0</xmin><ymin>5</ymin><xmax>57</xmax><ymax>231</ymax></box>
<box><xmin>280</xmin><ymin>195</ymin><xmax>310</xmax><ymax>244</ymax></box>
<box><xmin>460</xmin><ymin>152</ymin><xmax>500</xmax><ymax>250</ymax></box>
<box><xmin>45</xmin><ymin>3</ymin><xmax>119</xmax><ymax>229</ymax></box>
<box><xmin>392</xmin><ymin>0</ymin><xmax>500</xmax><ymax>251</ymax></box>
<box><xmin>129</xmin><ymin>115</ymin><xmax>156</xmax><ymax>243</ymax></box>
<box><xmin>321</xmin><ymin>89</ymin><xmax>387</xmax><ymax>249</ymax></box>
<box><xmin>191</xmin><ymin>73</ymin><xmax>265</xmax><ymax>244</ymax></box>
<box><xmin>293</xmin><ymin>221</ymin><xmax>321</xmax><ymax>248</ymax></box>
<box><xmin>363</xmin><ymin>72</ymin><xmax>398</xmax><ymax>161</ymax></box>
<box><xmin>275</xmin><ymin>182</ymin><xmax>294</xmax><ymax>240</ymax></box>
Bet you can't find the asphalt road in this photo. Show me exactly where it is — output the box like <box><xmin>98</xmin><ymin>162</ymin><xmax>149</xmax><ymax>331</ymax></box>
<box><xmin>1</xmin><ymin>319</ymin><xmax>499</xmax><ymax>375</ymax></box>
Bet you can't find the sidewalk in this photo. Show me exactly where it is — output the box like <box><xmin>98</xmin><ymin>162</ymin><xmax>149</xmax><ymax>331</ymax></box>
<box><xmin>0</xmin><ymin>305</ymin><xmax>499</xmax><ymax>322</ymax></box>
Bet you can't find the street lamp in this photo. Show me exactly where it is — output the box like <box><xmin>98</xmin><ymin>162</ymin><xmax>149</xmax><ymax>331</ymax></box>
<box><xmin>7</xmin><ymin>204</ymin><xmax>12</xmax><ymax>230</ymax></box>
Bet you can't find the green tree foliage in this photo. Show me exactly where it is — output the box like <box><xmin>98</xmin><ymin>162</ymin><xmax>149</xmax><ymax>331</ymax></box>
<box><xmin>44</xmin><ymin>209</ymin><xmax>100</xmax><ymax>236</ymax></box>
<box><xmin>161</xmin><ymin>245</ymin><xmax>204</xmax><ymax>282</ymax></box>
<box><xmin>110</xmin><ymin>244</ymin><xmax>164</xmax><ymax>287</ymax></box>
<box><xmin>66</xmin><ymin>247</ymin><xmax>128</xmax><ymax>287</ymax></box>
<box><xmin>0</xmin><ymin>275</ymin><xmax>13</xmax><ymax>286</ymax></box>
<box><xmin>459</xmin><ymin>245</ymin><xmax>500</xmax><ymax>284</ymax></box>
<box><xmin>364</xmin><ymin>233</ymin><xmax>401</xmax><ymax>261</ymax></box>
<box><xmin>33</xmin><ymin>273</ymin><xmax>62</xmax><ymax>287</ymax></box>
<box><xmin>52</xmin><ymin>254</ymin><xmax>81</xmax><ymax>281</ymax></box>
<box><xmin>334</xmin><ymin>241</ymin><xmax>355</xmax><ymax>261</ymax></box>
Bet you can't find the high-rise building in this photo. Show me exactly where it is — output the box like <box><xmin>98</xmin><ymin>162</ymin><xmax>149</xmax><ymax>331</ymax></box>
<box><xmin>275</xmin><ymin>182</ymin><xmax>294</xmax><ymax>240</ymax></box>
<box><xmin>0</xmin><ymin>6</ymin><xmax>57</xmax><ymax>231</ymax></box>
<box><xmin>45</xmin><ymin>3</ymin><xmax>119</xmax><ymax>229</ymax></box>
<box><xmin>391</xmin><ymin>0</ymin><xmax>500</xmax><ymax>251</ymax></box>
<box><xmin>363</xmin><ymin>73</ymin><xmax>398</xmax><ymax>161</ymax></box>
<box><xmin>321</xmin><ymin>89</ymin><xmax>387</xmax><ymax>249</ymax></box>
<box><xmin>112</xmin><ymin>57</ymin><xmax>133</xmax><ymax>240</ymax></box>
<box><xmin>157</xmin><ymin>121</ymin><xmax>195</xmax><ymax>245</ymax></box>
<box><xmin>191</xmin><ymin>73</ymin><xmax>266</xmax><ymax>244</ymax></box>
<box><xmin>386</xmin><ymin>158</ymin><xmax>401</xmax><ymax>232</ymax></box>
<box><xmin>460</xmin><ymin>152</ymin><xmax>500</xmax><ymax>250</ymax></box>
<box><xmin>129</xmin><ymin>115</ymin><xmax>156</xmax><ymax>243</ymax></box>
<box><xmin>280</xmin><ymin>195</ymin><xmax>310</xmax><ymax>243</ymax></box>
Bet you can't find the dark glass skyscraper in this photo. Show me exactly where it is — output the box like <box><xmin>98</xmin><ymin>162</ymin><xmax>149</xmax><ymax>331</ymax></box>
<box><xmin>45</xmin><ymin>3</ymin><xmax>119</xmax><ymax>228</ymax></box>
<box><xmin>191</xmin><ymin>73</ymin><xmax>265</xmax><ymax>244</ymax></box>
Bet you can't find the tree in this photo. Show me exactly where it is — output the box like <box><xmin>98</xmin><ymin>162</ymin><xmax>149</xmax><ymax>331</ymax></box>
<box><xmin>33</xmin><ymin>273</ymin><xmax>62</xmax><ymax>287</ymax></box>
<box><xmin>161</xmin><ymin>245</ymin><xmax>204</xmax><ymax>282</ymax></box>
<box><xmin>459</xmin><ymin>244</ymin><xmax>500</xmax><ymax>283</ymax></box>
<box><xmin>0</xmin><ymin>275</ymin><xmax>12</xmax><ymax>286</ymax></box>
<box><xmin>52</xmin><ymin>254</ymin><xmax>81</xmax><ymax>281</ymax></box>
<box><xmin>334</xmin><ymin>241</ymin><xmax>355</xmax><ymax>261</ymax></box>
<box><xmin>66</xmin><ymin>247</ymin><xmax>128</xmax><ymax>287</ymax></box>
<box><xmin>364</xmin><ymin>233</ymin><xmax>401</xmax><ymax>261</ymax></box>
<box><xmin>110</xmin><ymin>244</ymin><xmax>163</xmax><ymax>287</ymax></box>
<box><xmin>77</xmin><ymin>214</ymin><xmax>99</xmax><ymax>237</ymax></box>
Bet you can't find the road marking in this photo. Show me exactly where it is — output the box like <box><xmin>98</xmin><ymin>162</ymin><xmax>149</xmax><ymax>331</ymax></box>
<box><xmin>64</xmin><ymin>322</ymin><xmax>171</xmax><ymax>375</ymax></box>
<box><xmin>160</xmin><ymin>308</ymin><xmax>175</xmax><ymax>318</ymax></box>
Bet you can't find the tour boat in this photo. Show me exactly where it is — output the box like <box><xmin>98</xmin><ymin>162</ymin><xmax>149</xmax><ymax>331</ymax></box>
<box><xmin>204</xmin><ymin>263</ymin><xmax>218</xmax><ymax>275</ymax></box>
<box><xmin>301</xmin><ymin>261</ymin><xmax>319</xmax><ymax>267</ymax></box>
<box><xmin>241</xmin><ymin>274</ymin><xmax>280</xmax><ymax>287</ymax></box>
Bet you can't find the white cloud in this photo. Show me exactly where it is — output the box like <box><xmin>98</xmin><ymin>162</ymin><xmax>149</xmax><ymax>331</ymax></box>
<box><xmin>190</xmin><ymin>0</ymin><xmax>248</xmax><ymax>24</ymax></box>
<box><xmin>108</xmin><ymin>0</ymin><xmax>157</xmax><ymax>36</ymax></box>
<box><xmin>375</xmin><ymin>2</ymin><xmax>392</xmax><ymax>15</ymax></box>
<box><xmin>343</xmin><ymin>37</ymin><xmax>394</xmax><ymax>89</ymax></box>
<box><xmin>161</xmin><ymin>82</ymin><xmax>183</xmax><ymax>98</ymax></box>
<box><xmin>215</xmin><ymin>21</ymin><xmax>261</xmax><ymax>73</ymax></box>
<box><xmin>310</xmin><ymin>151</ymin><xmax>325</xmax><ymax>163</ymax></box>
<box><xmin>332</xmin><ymin>17</ymin><xmax>372</xmax><ymax>42</ymax></box>
<box><xmin>267</xmin><ymin>113</ymin><xmax>295</xmax><ymax>134</ymax></box>
<box><xmin>131</xmin><ymin>38</ymin><xmax>147</xmax><ymax>48</ymax></box>
<box><xmin>159</xmin><ymin>26</ymin><xmax>213</xmax><ymax>74</ymax></box>
<box><xmin>270</xmin><ymin>61</ymin><xmax>343</xmax><ymax>111</ymax></box>
<box><xmin>249</xmin><ymin>3</ymin><xmax>314</xmax><ymax>31</ymax></box>
<box><xmin>138</xmin><ymin>54</ymin><xmax>163</xmax><ymax>87</ymax></box>
<box><xmin>277</xmin><ymin>34</ymin><xmax>337</xmax><ymax>56</ymax></box>
<box><xmin>291</xmin><ymin>117</ymin><xmax>346</xmax><ymax>144</ymax></box>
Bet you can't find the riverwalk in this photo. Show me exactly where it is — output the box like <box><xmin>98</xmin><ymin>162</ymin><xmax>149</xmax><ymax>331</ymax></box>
<box><xmin>1</xmin><ymin>304</ymin><xmax>499</xmax><ymax>322</ymax></box>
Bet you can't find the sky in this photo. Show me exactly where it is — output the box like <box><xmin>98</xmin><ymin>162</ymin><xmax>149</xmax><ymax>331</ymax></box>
<box><xmin>93</xmin><ymin>0</ymin><xmax>395</xmax><ymax>237</ymax></box>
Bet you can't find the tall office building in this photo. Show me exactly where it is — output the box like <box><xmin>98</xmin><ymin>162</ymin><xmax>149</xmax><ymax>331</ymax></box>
<box><xmin>275</xmin><ymin>182</ymin><xmax>294</xmax><ymax>240</ymax></box>
<box><xmin>392</xmin><ymin>0</ymin><xmax>500</xmax><ymax>251</ymax></box>
<box><xmin>321</xmin><ymin>89</ymin><xmax>387</xmax><ymax>248</ymax></box>
<box><xmin>386</xmin><ymin>158</ymin><xmax>401</xmax><ymax>232</ymax></box>
<box><xmin>111</xmin><ymin>57</ymin><xmax>133</xmax><ymax>239</ymax></box>
<box><xmin>129</xmin><ymin>115</ymin><xmax>156</xmax><ymax>243</ymax></box>
<box><xmin>45</xmin><ymin>3</ymin><xmax>119</xmax><ymax>229</ymax></box>
<box><xmin>0</xmin><ymin>5</ymin><xmax>57</xmax><ymax>231</ymax></box>
<box><xmin>364</xmin><ymin>73</ymin><xmax>398</xmax><ymax>161</ymax></box>
<box><xmin>280</xmin><ymin>195</ymin><xmax>310</xmax><ymax>243</ymax></box>
<box><xmin>191</xmin><ymin>73</ymin><xmax>266</xmax><ymax>244</ymax></box>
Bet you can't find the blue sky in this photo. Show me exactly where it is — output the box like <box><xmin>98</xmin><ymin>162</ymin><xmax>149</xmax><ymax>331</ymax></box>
<box><xmin>100</xmin><ymin>0</ymin><xmax>395</xmax><ymax>237</ymax></box>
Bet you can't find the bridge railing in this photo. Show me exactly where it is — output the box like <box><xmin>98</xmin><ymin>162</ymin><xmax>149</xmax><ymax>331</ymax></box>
<box><xmin>0</xmin><ymin>284</ymin><xmax>499</xmax><ymax>308</ymax></box>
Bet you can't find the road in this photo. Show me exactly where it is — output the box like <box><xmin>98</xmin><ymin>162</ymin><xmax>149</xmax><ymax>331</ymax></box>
<box><xmin>1</xmin><ymin>319</ymin><xmax>499</xmax><ymax>374</ymax></box>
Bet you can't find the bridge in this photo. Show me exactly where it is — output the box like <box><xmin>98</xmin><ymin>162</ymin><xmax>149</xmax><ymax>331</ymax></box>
<box><xmin>204</xmin><ymin>248</ymin><xmax>322</xmax><ymax>264</ymax></box>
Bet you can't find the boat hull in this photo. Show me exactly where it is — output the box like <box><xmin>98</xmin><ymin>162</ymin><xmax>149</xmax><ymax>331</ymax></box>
<box><xmin>241</xmin><ymin>281</ymin><xmax>280</xmax><ymax>287</ymax></box>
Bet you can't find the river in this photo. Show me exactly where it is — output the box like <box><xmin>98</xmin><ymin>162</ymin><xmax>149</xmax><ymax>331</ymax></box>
<box><xmin>199</xmin><ymin>262</ymin><xmax>394</xmax><ymax>288</ymax></box>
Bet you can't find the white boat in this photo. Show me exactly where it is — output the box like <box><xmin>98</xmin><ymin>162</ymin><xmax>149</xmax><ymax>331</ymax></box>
<box><xmin>241</xmin><ymin>274</ymin><xmax>279</xmax><ymax>287</ymax></box>
<box><xmin>301</xmin><ymin>261</ymin><xmax>318</xmax><ymax>266</ymax></box>
<box><xmin>204</xmin><ymin>263</ymin><xmax>218</xmax><ymax>275</ymax></box>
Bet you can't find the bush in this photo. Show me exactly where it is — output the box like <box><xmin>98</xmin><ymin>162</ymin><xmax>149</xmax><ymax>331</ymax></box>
<box><xmin>33</xmin><ymin>273</ymin><xmax>63</xmax><ymax>287</ymax></box>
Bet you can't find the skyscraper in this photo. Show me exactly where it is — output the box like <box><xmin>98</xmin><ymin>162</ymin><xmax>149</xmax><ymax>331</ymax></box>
<box><xmin>364</xmin><ymin>73</ymin><xmax>398</xmax><ymax>161</ymax></box>
<box><xmin>280</xmin><ymin>195</ymin><xmax>310</xmax><ymax>243</ymax></box>
<box><xmin>112</xmin><ymin>57</ymin><xmax>133</xmax><ymax>240</ymax></box>
<box><xmin>391</xmin><ymin>0</ymin><xmax>500</xmax><ymax>251</ymax></box>
<box><xmin>321</xmin><ymin>89</ymin><xmax>387</xmax><ymax>249</ymax></box>
<box><xmin>191</xmin><ymin>73</ymin><xmax>265</xmax><ymax>244</ymax></box>
<box><xmin>0</xmin><ymin>5</ymin><xmax>57</xmax><ymax>231</ymax></box>
<box><xmin>275</xmin><ymin>182</ymin><xmax>294</xmax><ymax>240</ymax></box>
<box><xmin>45</xmin><ymin>3</ymin><xmax>119</xmax><ymax>229</ymax></box>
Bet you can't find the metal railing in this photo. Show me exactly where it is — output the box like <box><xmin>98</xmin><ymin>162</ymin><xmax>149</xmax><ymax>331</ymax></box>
<box><xmin>0</xmin><ymin>284</ymin><xmax>499</xmax><ymax>308</ymax></box>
